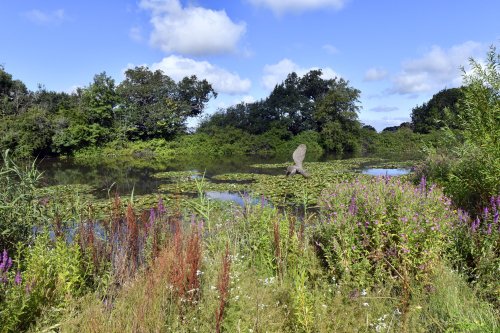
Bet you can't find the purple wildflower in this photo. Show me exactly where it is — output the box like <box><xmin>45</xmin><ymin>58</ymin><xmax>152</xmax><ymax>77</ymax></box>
<box><xmin>14</xmin><ymin>271</ymin><xmax>22</xmax><ymax>285</ymax></box>
<box><xmin>1</xmin><ymin>249</ymin><xmax>7</xmax><ymax>266</ymax></box>
<box><xmin>471</xmin><ymin>217</ymin><xmax>480</xmax><ymax>233</ymax></box>
<box><xmin>349</xmin><ymin>193</ymin><xmax>358</xmax><ymax>216</ymax></box>
<box><xmin>494</xmin><ymin>211</ymin><xmax>499</xmax><ymax>225</ymax></box>
<box><xmin>483</xmin><ymin>207</ymin><xmax>489</xmax><ymax>219</ymax></box>
<box><xmin>420</xmin><ymin>176</ymin><xmax>426</xmax><ymax>193</ymax></box>
<box><xmin>486</xmin><ymin>224</ymin><xmax>492</xmax><ymax>235</ymax></box>
<box><xmin>148</xmin><ymin>208</ymin><xmax>155</xmax><ymax>229</ymax></box>
<box><xmin>158</xmin><ymin>197</ymin><xmax>166</xmax><ymax>214</ymax></box>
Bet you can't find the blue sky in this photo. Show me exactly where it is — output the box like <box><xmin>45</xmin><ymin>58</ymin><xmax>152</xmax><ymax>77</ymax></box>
<box><xmin>1</xmin><ymin>0</ymin><xmax>499</xmax><ymax>131</ymax></box>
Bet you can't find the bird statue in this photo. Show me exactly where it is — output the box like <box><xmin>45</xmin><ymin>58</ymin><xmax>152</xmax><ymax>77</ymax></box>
<box><xmin>286</xmin><ymin>144</ymin><xmax>309</xmax><ymax>178</ymax></box>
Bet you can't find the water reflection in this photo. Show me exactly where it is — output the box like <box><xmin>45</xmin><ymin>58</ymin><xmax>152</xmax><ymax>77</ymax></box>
<box><xmin>36</xmin><ymin>156</ymin><xmax>284</xmax><ymax>198</ymax></box>
<box><xmin>205</xmin><ymin>191</ymin><xmax>272</xmax><ymax>208</ymax></box>
<box><xmin>362</xmin><ymin>168</ymin><xmax>410</xmax><ymax>176</ymax></box>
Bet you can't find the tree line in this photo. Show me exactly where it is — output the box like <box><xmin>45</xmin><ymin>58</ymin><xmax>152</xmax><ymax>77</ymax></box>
<box><xmin>0</xmin><ymin>66</ymin><xmax>216</xmax><ymax>157</ymax></box>
<box><xmin>1</xmin><ymin>64</ymin><xmax>468</xmax><ymax>158</ymax></box>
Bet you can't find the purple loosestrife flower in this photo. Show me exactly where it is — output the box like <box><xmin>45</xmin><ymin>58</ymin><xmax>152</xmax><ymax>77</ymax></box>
<box><xmin>349</xmin><ymin>193</ymin><xmax>358</xmax><ymax>216</ymax></box>
<box><xmin>158</xmin><ymin>197</ymin><xmax>166</xmax><ymax>214</ymax></box>
<box><xmin>483</xmin><ymin>207</ymin><xmax>489</xmax><ymax>219</ymax></box>
<box><xmin>14</xmin><ymin>271</ymin><xmax>22</xmax><ymax>285</ymax></box>
<box><xmin>1</xmin><ymin>249</ymin><xmax>7</xmax><ymax>267</ymax></box>
<box><xmin>148</xmin><ymin>208</ymin><xmax>155</xmax><ymax>229</ymax></box>
<box><xmin>486</xmin><ymin>224</ymin><xmax>492</xmax><ymax>235</ymax></box>
<box><xmin>494</xmin><ymin>211</ymin><xmax>499</xmax><ymax>225</ymax></box>
<box><xmin>471</xmin><ymin>217</ymin><xmax>480</xmax><ymax>233</ymax></box>
<box><xmin>490</xmin><ymin>196</ymin><xmax>497</xmax><ymax>211</ymax></box>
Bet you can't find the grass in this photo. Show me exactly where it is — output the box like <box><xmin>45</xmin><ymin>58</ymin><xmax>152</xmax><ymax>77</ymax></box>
<box><xmin>1</xmin><ymin>155</ymin><xmax>498</xmax><ymax>332</ymax></box>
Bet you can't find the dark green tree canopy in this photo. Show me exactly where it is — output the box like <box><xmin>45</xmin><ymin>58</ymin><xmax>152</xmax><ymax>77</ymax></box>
<box><xmin>117</xmin><ymin>66</ymin><xmax>216</xmax><ymax>139</ymax></box>
<box><xmin>198</xmin><ymin>69</ymin><xmax>362</xmax><ymax>153</ymax></box>
<box><xmin>411</xmin><ymin>87</ymin><xmax>465</xmax><ymax>133</ymax></box>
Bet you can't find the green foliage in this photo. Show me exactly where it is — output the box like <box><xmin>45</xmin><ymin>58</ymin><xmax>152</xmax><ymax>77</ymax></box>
<box><xmin>80</xmin><ymin>72</ymin><xmax>119</xmax><ymax>128</ymax></box>
<box><xmin>417</xmin><ymin>46</ymin><xmax>500</xmax><ymax>212</ymax></box>
<box><xmin>411</xmin><ymin>87</ymin><xmax>465</xmax><ymax>133</ymax></box>
<box><xmin>315</xmin><ymin>177</ymin><xmax>455</xmax><ymax>291</ymax></box>
<box><xmin>0</xmin><ymin>150</ymin><xmax>44</xmax><ymax>252</ymax></box>
<box><xmin>116</xmin><ymin>66</ymin><xmax>216</xmax><ymax>140</ymax></box>
<box><xmin>446</xmin><ymin>197</ymin><xmax>500</xmax><ymax>308</ymax></box>
<box><xmin>0</xmin><ymin>65</ymin><xmax>30</xmax><ymax>117</ymax></box>
<box><xmin>198</xmin><ymin>70</ymin><xmax>362</xmax><ymax>154</ymax></box>
<box><xmin>0</xmin><ymin>234</ymin><xmax>87</xmax><ymax>332</ymax></box>
<box><xmin>460</xmin><ymin>46</ymin><xmax>500</xmax><ymax>149</ymax></box>
<box><xmin>52</xmin><ymin>123</ymin><xmax>112</xmax><ymax>154</ymax></box>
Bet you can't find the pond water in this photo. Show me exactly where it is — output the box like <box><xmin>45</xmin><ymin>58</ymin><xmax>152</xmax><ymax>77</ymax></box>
<box><xmin>35</xmin><ymin>156</ymin><xmax>286</xmax><ymax>198</ymax></box>
<box><xmin>361</xmin><ymin>168</ymin><xmax>411</xmax><ymax>177</ymax></box>
<box><xmin>35</xmin><ymin>155</ymin><xmax>413</xmax><ymax>204</ymax></box>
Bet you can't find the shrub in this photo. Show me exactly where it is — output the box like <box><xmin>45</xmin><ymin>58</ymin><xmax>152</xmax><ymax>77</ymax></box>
<box><xmin>314</xmin><ymin>176</ymin><xmax>457</xmax><ymax>312</ymax></box>
<box><xmin>0</xmin><ymin>234</ymin><xmax>87</xmax><ymax>332</ymax></box>
<box><xmin>447</xmin><ymin>196</ymin><xmax>500</xmax><ymax>307</ymax></box>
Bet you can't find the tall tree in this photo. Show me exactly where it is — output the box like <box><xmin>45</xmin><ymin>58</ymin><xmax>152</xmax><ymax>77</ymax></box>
<box><xmin>411</xmin><ymin>87</ymin><xmax>464</xmax><ymax>133</ymax></box>
<box><xmin>0</xmin><ymin>66</ymin><xmax>30</xmax><ymax>116</ymax></box>
<box><xmin>313</xmin><ymin>78</ymin><xmax>361</xmax><ymax>153</ymax></box>
<box><xmin>117</xmin><ymin>66</ymin><xmax>216</xmax><ymax>139</ymax></box>
<box><xmin>80</xmin><ymin>72</ymin><xmax>119</xmax><ymax>128</ymax></box>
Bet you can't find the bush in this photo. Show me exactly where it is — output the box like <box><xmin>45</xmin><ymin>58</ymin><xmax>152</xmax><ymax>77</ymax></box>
<box><xmin>447</xmin><ymin>196</ymin><xmax>500</xmax><ymax>307</ymax></box>
<box><xmin>0</xmin><ymin>234</ymin><xmax>87</xmax><ymax>332</ymax></box>
<box><xmin>314</xmin><ymin>177</ymin><xmax>456</xmax><ymax>298</ymax></box>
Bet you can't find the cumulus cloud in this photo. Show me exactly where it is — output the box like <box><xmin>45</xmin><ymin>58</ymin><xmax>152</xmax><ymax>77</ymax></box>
<box><xmin>262</xmin><ymin>58</ymin><xmax>339</xmax><ymax>90</ymax></box>
<box><xmin>140</xmin><ymin>0</ymin><xmax>246</xmax><ymax>55</ymax></box>
<box><xmin>390</xmin><ymin>41</ymin><xmax>485</xmax><ymax>94</ymax></box>
<box><xmin>151</xmin><ymin>55</ymin><xmax>251</xmax><ymax>95</ymax></box>
<box><xmin>364</xmin><ymin>67</ymin><xmax>388</xmax><ymax>81</ymax></box>
<box><xmin>248</xmin><ymin>0</ymin><xmax>349</xmax><ymax>14</ymax></box>
<box><xmin>23</xmin><ymin>9</ymin><xmax>67</xmax><ymax>25</ymax></box>
<box><xmin>370</xmin><ymin>105</ymin><xmax>398</xmax><ymax>113</ymax></box>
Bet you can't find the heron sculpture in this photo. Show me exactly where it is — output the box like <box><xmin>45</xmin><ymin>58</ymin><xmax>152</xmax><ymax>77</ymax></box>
<box><xmin>286</xmin><ymin>144</ymin><xmax>309</xmax><ymax>178</ymax></box>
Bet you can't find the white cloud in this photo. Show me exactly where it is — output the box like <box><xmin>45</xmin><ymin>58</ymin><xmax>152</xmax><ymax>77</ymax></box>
<box><xmin>151</xmin><ymin>55</ymin><xmax>251</xmax><ymax>95</ymax></box>
<box><xmin>370</xmin><ymin>105</ymin><xmax>398</xmax><ymax>113</ymax></box>
<box><xmin>23</xmin><ymin>9</ymin><xmax>67</xmax><ymax>25</ymax></box>
<box><xmin>262</xmin><ymin>58</ymin><xmax>339</xmax><ymax>90</ymax></box>
<box><xmin>364</xmin><ymin>67</ymin><xmax>388</xmax><ymax>81</ymax></box>
<box><xmin>249</xmin><ymin>0</ymin><xmax>349</xmax><ymax>14</ymax></box>
<box><xmin>140</xmin><ymin>0</ymin><xmax>246</xmax><ymax>55</ymax></box>
<box><xmin>390</xmin><ymin>41</ymin><xmax>485</xmax><ymax>94</ymax></box>
<box><xmin>323</xmin><ymin>44</ymin><xmax>339</xmax><ymax>54</ymax></box>
<box><xmin>240</xmin><ymin>95</ymin><xmax>257</xmax><ymax>104</ymax></box>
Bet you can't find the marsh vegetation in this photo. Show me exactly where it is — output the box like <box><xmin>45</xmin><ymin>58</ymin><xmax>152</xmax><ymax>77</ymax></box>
<box><xmin>0</xmin><ymin>48</ymin><xmax>499</xmax><ymax>332</ymax></box>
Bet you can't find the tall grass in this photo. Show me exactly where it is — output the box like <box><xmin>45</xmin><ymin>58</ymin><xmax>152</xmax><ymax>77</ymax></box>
<box><xmin>1</xmin><ymin>153</ymin><xmax>498</xmax><ymax>332</ymax></box>
<box><xmin>0</xmin><ymin>150</ymin><xmax>44</xmax><ymax>252</ymax></box>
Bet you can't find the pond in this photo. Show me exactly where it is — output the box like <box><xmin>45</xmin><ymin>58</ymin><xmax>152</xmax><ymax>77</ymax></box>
<box><xmin>361</xmin><ymin>168</ymin><xmax>411</xmax><ymax>177</ymax></box>
<box><xmin>35</xmin><ymin>155</ymin><xmax>287</xmax><ymax>198</ymax></box>
<box><xmin>35</xmin><ymin>154</ymin><xmax>415</xmax><ymax>206</ymax></box>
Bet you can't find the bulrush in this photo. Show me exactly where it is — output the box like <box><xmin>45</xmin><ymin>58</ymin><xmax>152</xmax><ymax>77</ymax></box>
<box><xmin>215</xmin><ymin>243</ymin><xmax>231</xmax><ymax>333</ymax></box>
